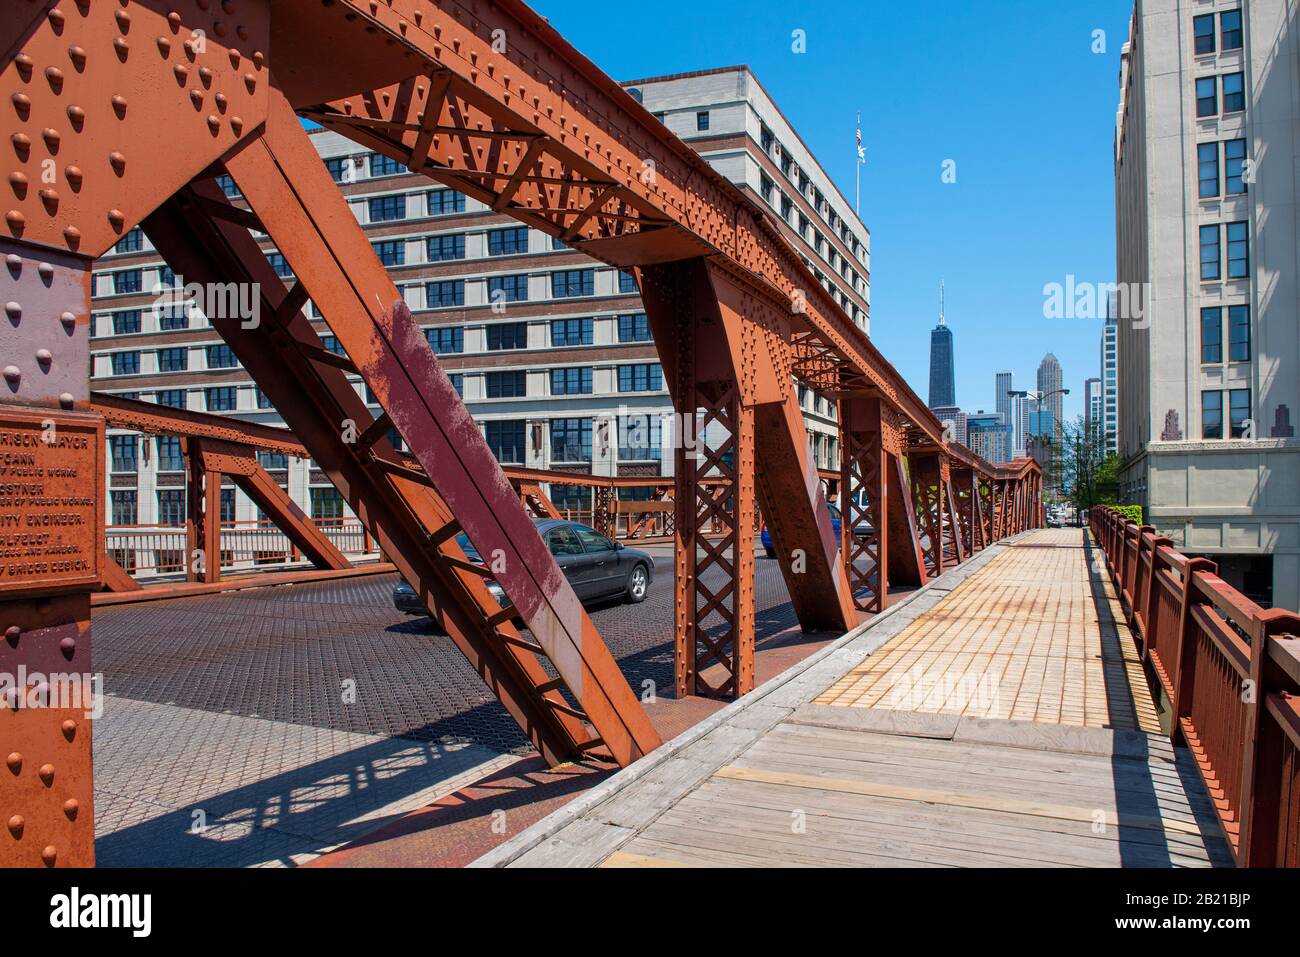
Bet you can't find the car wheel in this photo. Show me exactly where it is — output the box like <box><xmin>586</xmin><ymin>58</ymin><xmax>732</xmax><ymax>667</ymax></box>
<box><xmin>626</xmin><ymin>563</ymin><xmax>650</xmax><ymax>604</ymax></box>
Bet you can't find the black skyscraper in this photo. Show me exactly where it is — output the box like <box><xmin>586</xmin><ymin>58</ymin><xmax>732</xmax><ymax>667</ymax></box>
<box><xmin>928</xmin><ymin>284</ymin><xmax>956</xmax><ymax>410</ymax></box>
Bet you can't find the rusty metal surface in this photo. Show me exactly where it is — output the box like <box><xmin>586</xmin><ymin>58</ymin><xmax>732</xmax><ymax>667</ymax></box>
<box><xmin>0</xmin><ymin>407</ymin><xmax>101</xmax><ymax>597</ymax></box>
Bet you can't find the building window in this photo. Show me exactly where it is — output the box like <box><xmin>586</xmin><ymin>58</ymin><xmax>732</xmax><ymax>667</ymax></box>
<box><xmin>256</xmin><ymin>388</ymin><xmax>274</xmax><ymax>410</ymax></box>
<box><xmin>1198</xmin><ymin>142</ymin><xmax>1220</xmax><ymax>198</ymax></box>
<box><xmin>760</xmin><ymin>174</ymin><xmax>775</xmax><ymax>205</ymax></box>
<box><xmin>484</xmin><ymin>420</ymin><xmax>526</xmax><ymax>464</ymax></box>
<box><xmin>426</xmin><ymin>234</ymin><xmax>464</xmax><ymax>262</ymax></box>
<box><xmin>159</xmin><ymin>306</ymin><xmax>188</xmax><ymax>331</ymax></box>
<box><xmin>112</xmin><ymin>310</ymin><xmax>142</xmax><ymax>336</ymax></box>
<box><xmin>551</xmin><ymin>236</ymin><xmax>570</xmax><ymax>251</ymax></box>
<box><xmin>321</xmin><ymin>335</ymin><xmax>345</xmax><ymax>357</ymax></box>
<box><xmin>158</xmin><ymin>490</ymin><xmax>186</xmax><ymax>525</ymax></box>
<box><xmin>1200</xmin><ymin>307</ymin><xmax>1222</xmax><ymax>364</ymax></box>
<box><xmin>488</xmin><ymin>274</ymin><xmax>529</xmax><ymax>303</ymax></box>
<box><xmin>110</xmin><ymin>351</ymin><xmax>140</xmax><ymax>376</ymax></box>
<box><xmin>1221</xmin><ymin>9</ymin><xmax>1243</xmax><ymax>51</ymax></box>
<box><xmin>550</xmin><ymin>418</ymin><xmax>592</xmax><ymax>463</ymax></box>
<box><xmin>1194</xmin><ymin>14</ymin><xmax>1216</xmax><ymax>54</ymax></box>
<box><xmin>266</xmin><ymin>252</ymin><xmax>293</xmax><ymax>278</ymax></box>
<box><xmin>428</xmin><ymin>188</ymin><xmax>466</xmax><ymax>216</ymax></box>
<box><xmin>448</xmin><ymin>373</ymin><xmax>464</xmax><ymax>397</ymax></box>
<box><xmin>1200</xmin><ymin>224</ymin><xmax>1221</xmax><ymax>280</ymax></box>
<box><xmin>619</xmin><ymin>415</ymin><xmax>663</xmax><ymax>462</ymax></box>
<box><xmin>1229</xmin><ymin>304</ymin><xmax>1251</xmax><ymax>362</ymax></box>
<box><xmin>1224</xmin><ymin>139</ymin><xmax>1247</xmax><ymax>194</ymax></box>
<box><xmin>157</xmin><ymin>389</ymin><xmax>186</xmax><ymax>409</ymax></box>
<box><xmin>425</xmin><ymin>326</ymin><xmax>464</xmax><ymax>354</ymax></box>
<box><xmin>108</xmin><ymin>435</ymin><xmax>138</xmax><ymax>472</ymax></box>
<box><xmin>423</xmin><ymin>325</ymin><xmax>465</xmax><ymax>356</ymax></box>
<box><xmin>488</xmin><ymin>227</ymin><xmax>529</xmax><ymax>256</ymax></box>
<box><xmin>486</xmin><ymin>322</ymin><xmax>527</xmax><ymax>351</ymax></box>
<box><xmin>551</xmin><ymin>367</ymin><xmax>593</xmax><ymax>395</ymax></box>
<box><xmin>368</xmin><ymin>195</ymin><xmax>407</xmax><ymax>222</ymax></box>
<box><xmin>370</xmin><ymin>152</ymin><xmax>403</xmax><ymax>177</ymax></box>
<box><xmin>618</xmin><ymin>270</ymin><xmax>639</xmax><ymax>294</ymax></box>
<box><xmin>425</xmin><ymin>279</ymin><xmax>465</xmax><ymax>308</ymax></box>
<box><xmin>1196</xmin><ymin>77</ymin><xmax>1218</xmax><ymax>117</ymax></box>
<box><xmin>551</xmin><ymin>317</ymin><xmax>592</xmax><ymax>347</ymax></box>
<box><xmin>325</xmin><ymin>156</ymin><xmax>351</xmax><ymax>183</ymax></box>
<box><xmin>157</xmin><ymin>437</ymin><xmax>185</xmax><ymax>472</ymax></box>
<box><xmin>1229</xmin><ymin>389</ymin><xmax>1252</xmax><ymax>437</ymax></box>
<box><xmin>206</xmin><ymin>386</ymin><xmax>237</xmax><ymax>412</ymax></box>
<box><xmin>110</xmin><ymin>490</ymin><xmax>137</xmax><ymax>526</ymax></box>
<box><xmin>311</xmin><ymin>487</ymin><xmax>344</xmax><ymax>521</ymax></box>
<box><xmin>215</xmin><ymin>174</ymin><xmax>240</xmax><ymax>198</ymax></box>
<box><xmin>484</xmin><ymin>370</ymin><xmax>527</xmax><ymax>399</ymax></box>
<box><xmin>760</xmin><ymin>126</ymin><xmax>774</xmax><ymax>153</ymax></box>
<box><xmin>696</xmin><ymin>111</ymin><xmax>710</xmax><ymax>131</ymax></box>
<box><xmin>115</xmin><ymin>228</ymin><xmax>143</xmax><ymax>254</ymax></box>
<box><xmin>618</xmin><ymin>363</ymin><xmax>663</xmax><ymax>393</ymax></box>
<box><xmin>1226</xmin><ymin>221</ymin><xmax>1249</xmax><ymax>278</ymax></box>
<box><xmin>551</xmin><ymin>269</ymin><xmax>595</xmax><ymax>299</ymax></box>
<box><xmin>158</xmin><ymin>347</ymin><xmax>188</xmax><ymax>372</ymax></box>
<box><xmin>113</xmin><ymin>270</ymin><xmax>142</xmax><ymax>295</ymax></box>
<box><xmin>1222</xmin><ymin>73</ymin><xmax>1245</xmax><ymax>113</ymax></box>
<box><xmin>1202</xmin><ymin>390</ymin><xmax>1224</xmax><ymax>439</ymax></box>
<box><xmin>373</xmin><ymin>240</ymin><xmax>406</xmax><ymax>267</ymax></box>
<box><xmin>206</xmin><ymin>344</ymin><xmax>239</xmax><ymax>369</ymax></box>
<box><xmin>618</xmin><ymin>313</ymin><xmax>652</xmax><ymax>342</ymax></box>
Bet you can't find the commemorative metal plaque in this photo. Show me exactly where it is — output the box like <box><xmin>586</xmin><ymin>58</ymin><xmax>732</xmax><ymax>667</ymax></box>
<box><xmin>0</xmin><ymin>407</ymin><xmax>103</xmax><ymax>598</ymax></box>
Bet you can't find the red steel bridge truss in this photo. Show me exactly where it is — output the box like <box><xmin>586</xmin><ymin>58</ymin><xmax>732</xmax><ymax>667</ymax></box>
<box><xmin>0</xmin><ymin>0</ymin><xmax>1041</xmax><ymax>866</ymax></box>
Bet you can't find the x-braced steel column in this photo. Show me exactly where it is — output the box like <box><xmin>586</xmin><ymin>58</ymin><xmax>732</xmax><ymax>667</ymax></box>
<box><xmin>639</xmin><ymin>259</ymin><xmax>854</xmax><ymax>699</ymax></box>
<box><xmin>184</xmin><ymin>439</ymin><xmax>222</xmax><ymax>585</ymax></box>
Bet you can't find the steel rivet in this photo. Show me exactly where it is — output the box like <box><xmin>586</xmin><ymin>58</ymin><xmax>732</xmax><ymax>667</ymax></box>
<box><xmin>45</xmin><ymin>66</ymin><xmax>64</xmax><ymax>86</ymax></box>
<box><xmin>109</xmin><ymin>151</ymin><xmax>127</xmax><ymax>174</ymax></box>
<box><xmin>36</xmin><ymin>349</ymin><xmax>53</xmax><ymax>365</ymax></box>
<box><xmin>11</xmin><ymin>92</ymin><xmax>31</xmax><ymax>112</ymax></box>
<box><xmin>112</xmin><ymin>94</ymin><xmax>127</xmax><ymax>116</ymax></box>
<box><xmin>173</xmin><ymin>64</ymin><xmax>189</xmax><ymax>81</ymax></box>
<box><xmin>7</xmin><ymin>816</ymin><xmax>24</xmax><ymax>838</ymax></box>
<box><xmin>157</xmin><ymin>36</ymin><xmax>171</xmax><ymax>55</ymax></box>
<box><xmin>38</xmin><ymin>262</ymin><xmax>53</xmax><ymax>281</ymax></box>
<box><xmin>5</xmin><ymin>753</ymin><xmax>20</xmax><ymax>775</ymax></box>
<box><xmin>190</xmin><ymin>90</ymin><xmax>203</xmax><ymax>107</ymax></box>
<box><xmin>207</xmin><ymin>115</ymin><xmax>221</xmax><ymax>134</ymax></box>
<box><xmin>63</xmin><ymin>799</ymin><xmax>79</xmax><ymax>820</ymax></box>
<box><xmin>6</xmin><ymin>211</ymin><xmax>26</xmax><ymax>231</ymax></box>
<box><xmin>41</xmin><ymin>846</ymin><xmax>56</xmax><ymax>867</ymax></box>
<box><xmin>61</xmin><ymin>719</ymin><xmax>77</xmax><ymax>741</ymax></box>
<box><xmin>59</xmin><ymin>393</ymin><xmax>74</xmax><ymax>408</ymax></box>
<box><xmin>108</xmin><ymin>209</ymin><xmax>125</xmax><ymax>232</ymax></box>
<box><xmin>59</xmin><ymin>635</ymin><xmax>75</xmax><ymax>656</ymax></box>
<box><xmin>64</xmin><ymin>165</ymin><xmax>82</xmax><ymax>188</ymax></box>
<box><xmin>3</xmin><ymin>366</ymin><xmax>19</xmax><ymax>384</ymax></box>
<box><xmin>38</xmin><ymin>764</ymin><xmax>54</xmax><ymax>787</ymax></box>
<box><xmin>68</xmin><ymin>46</ymin><xmax>87</xmax><ymax>68</ymax></box>
<box><xmin>43</xmin><ymin>128</ymin><xmax>61</xmax><ymax>148</ymax></box>
<box><xmin>4</xmin><ymin>302</ymin><xmax>19</xmax><ymax>321</ymax></box>
<box><xmin>114</xmin><ymin>37</ymin><xmax>129</xmax><ymax>57</ymax></box>
<box><xmin>63</xmin><ymin>226</ymin><xmax>80</xmax><ymax>248</ymax></box>
<box><xmin>4</xmin><ymin>254</ymin><xmax>19</xmax><ymax>271</ymax></box>
<box><xmin>48</xmin><ymin>8</ymin><xmax>66</xmax><ymax>29</ymax></box>
<box><xmin>67</xmin><ymin>104</ymin><xmax>85</xmax><ymax>124</ymax></box>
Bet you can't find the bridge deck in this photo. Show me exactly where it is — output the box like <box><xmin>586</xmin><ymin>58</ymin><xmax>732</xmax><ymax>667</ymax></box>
<box><xmin>477</xmin><ymin>530</ymin><xmax>1234</xmax><ymax>868</ymax></box>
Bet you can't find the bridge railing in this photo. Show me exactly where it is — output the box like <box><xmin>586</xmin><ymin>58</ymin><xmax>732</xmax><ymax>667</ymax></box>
<box><xmin>1089</xmin><ymin>505</ymin><xmax>1300</xmax><ymax>867</ymax></box>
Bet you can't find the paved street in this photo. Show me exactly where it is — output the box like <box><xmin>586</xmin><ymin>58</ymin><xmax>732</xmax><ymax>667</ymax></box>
<box><xmin>91</xmin><ymin>546</ymin><xmax>826</xmax><ymax>866</ymax></box>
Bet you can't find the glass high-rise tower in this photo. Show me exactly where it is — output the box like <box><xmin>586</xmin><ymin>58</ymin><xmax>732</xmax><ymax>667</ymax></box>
<box><xmin>928</xmin><ymin>283</ymin><xmax>956</xmax><ymax>410</ymax></box>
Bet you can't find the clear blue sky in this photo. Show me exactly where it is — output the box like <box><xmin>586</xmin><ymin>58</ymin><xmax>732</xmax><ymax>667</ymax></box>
<box><xmin>533</xmin><ymin>0</ymin><xmax>1134</xmax><ymax>421</ymax></box>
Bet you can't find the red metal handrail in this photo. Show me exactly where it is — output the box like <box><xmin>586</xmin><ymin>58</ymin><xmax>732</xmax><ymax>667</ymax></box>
<box><xmin>1088</xmin><ymin>505</ymin><xmax>1300</xmax><ymax>866</ymax></box>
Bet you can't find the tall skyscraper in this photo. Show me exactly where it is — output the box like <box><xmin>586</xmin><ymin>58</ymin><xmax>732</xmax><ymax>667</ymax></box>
<box><xmin>1116</xmin><ymin>1</ymin><xmax>1298</xmax><ymax>607</ymax></box>
<box><xmin>1008</xmin><ymin>393</ymin><xmax>1027</xmax><ymax>459</ymax></box>
<box><xmin>1101</xmin><ymin>314</ymin><xmax>1119</xmax><ymax>456</ymax></box>
<box><xmin>928</xmin><ymin>282</ymin><xmax>956</xmax><ymax>409</ymax></box>
<box><xmin>994</xmin><ymin>370</ymin><xmax>1014</xmax><ymax>425</ymax></box>
<box><xmin>1085</xmin><ymin>377</ymin><xmax>1103</xmax><ymax>447</ymax></box>
<box><xmin>1036</xmin><ymin>353</ymin><xmax>1064</xmax><ymax>431</ymax></box>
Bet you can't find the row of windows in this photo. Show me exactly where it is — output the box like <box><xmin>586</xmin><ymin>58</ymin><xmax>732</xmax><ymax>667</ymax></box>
<box><xmin>424</xmin><ymin>269</ymin><xmax>600</xmax><ymax>308</ymax></box>
<box><xmin>1194</xmin><ymin>9</ymin><xmax>1243</xmax><ymax>56</ymax></box>
<box><xmin>758</xmin><ymin>123</ymin><xmax>865</xmax><ymax>265</ymax></box>
<box><xmin>105</xmin><ymin>344</ymin><xmax>239</xmax><ymax>377</ymax></box>
<box><xmin>483</xmin><ymin>416</ymin><xmax>666</xmax><ymax>465</ymax></box>
<box><xmin>367</xmin><ymin>188</ymin><xmax>467</xmax><ymax>223</ymax></box>
<box><xmin>1199</xmin><ymin>222</ymin><xmax>1249</xmax><ymax>281</ymax></box>
<box><xmin>420</xmin><ymin>314</ymin><xmax>652</xmax><ymax>354</ymax></box>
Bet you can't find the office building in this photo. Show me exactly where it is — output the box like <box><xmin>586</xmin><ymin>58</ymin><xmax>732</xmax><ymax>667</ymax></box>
<box><xmin>91</xmin><ymin>66</ymin><xmax>871</xmax><ymax>531</ymax></box>
<box><xmin>1116</xmin><ymin>0</ymin><xmax>1299</xmax><ymax>606</ymax></box>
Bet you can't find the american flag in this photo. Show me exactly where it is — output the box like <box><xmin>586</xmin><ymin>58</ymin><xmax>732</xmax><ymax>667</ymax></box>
<box><xmin>856</xmin><ymin>113</ymin><xmax>866</xmax><ymax>163</ymax></box>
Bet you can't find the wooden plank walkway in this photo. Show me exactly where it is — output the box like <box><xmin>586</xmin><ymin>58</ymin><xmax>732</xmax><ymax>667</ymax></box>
<box><xmin>474</xmin><ymin>530</ymin><xmax>1233</xmax><ymax>868</ymax></box>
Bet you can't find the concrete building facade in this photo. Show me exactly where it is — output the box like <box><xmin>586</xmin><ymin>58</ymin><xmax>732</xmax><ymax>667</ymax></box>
<box><xmin>1115</xmin><ymin>0</ymin><xmax>1300</xmax><ymax>608</ymax></box>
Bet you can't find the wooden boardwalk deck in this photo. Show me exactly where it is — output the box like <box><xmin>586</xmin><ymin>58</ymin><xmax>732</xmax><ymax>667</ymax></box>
<box><xmin>474</xmin><ymin>530</ymin><xmax>1233</xmax><ymax>869</ymax></box>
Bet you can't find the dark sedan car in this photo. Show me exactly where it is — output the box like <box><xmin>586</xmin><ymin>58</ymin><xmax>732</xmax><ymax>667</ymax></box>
<box><xmin>393</xmin><ymin>519</ymin><xmax>654</xmax><ymax>617</ymax></box>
